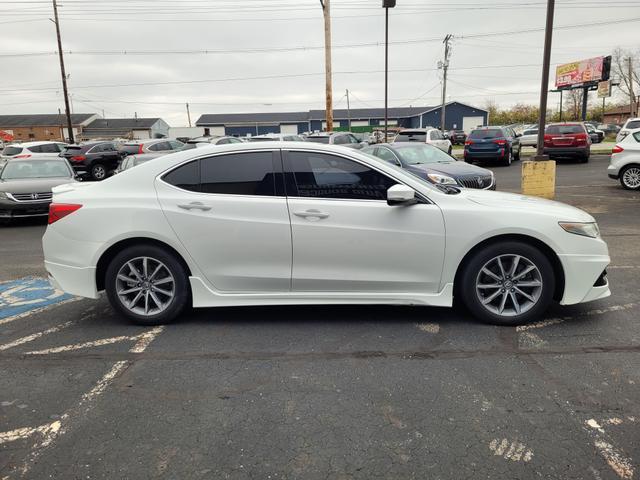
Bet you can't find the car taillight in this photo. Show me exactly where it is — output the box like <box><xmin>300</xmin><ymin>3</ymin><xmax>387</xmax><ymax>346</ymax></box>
<box><xmin>493</xmin><ymin>139</ymin><xmax>507</xmax><ymax>146</ymax></box>
<box><xmin>70</xmin><ymin>155</ymin><xmax>86</xmax><ymax>162</ymax></box>
<box><xmin>14</xmin><ymin>154</ymin><xmax>31</xmax><ymax>159</ymax></box>
<box><xmin>464</xmin><ymin>140</ymin><xmax>474</xmax><ymax>146</ymax></box>
<box><xmin>543</xmin><ymin>134</ymin><xmax>552</xmax><ymax>144</ymax></box>
<box><xmin>138</xmin><ymin>144</ymin><xmax>144</xmax><ymax>154</ymax></box>
<box><xmin>612</xmin><ymin>145</ymin><xmax>624</xmax><ymax>154</ymax></box>
<box><xmin>575</xmin><ymin>133</ymin><xmax>588</xmax><ymax>143</ymax></box>
<box><xmin>48</xmin><ymin>203</ymin><xmax>82</xmax><ymax>224</ymax></box>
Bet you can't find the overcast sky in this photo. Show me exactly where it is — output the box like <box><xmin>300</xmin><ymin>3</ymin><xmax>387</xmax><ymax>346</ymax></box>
<box><xmin>0</xmin><ymin>0</ymin><xmax>638</xmax><ymax>126</ymax></box>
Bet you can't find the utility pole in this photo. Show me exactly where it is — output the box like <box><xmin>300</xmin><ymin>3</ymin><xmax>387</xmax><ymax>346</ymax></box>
<box><xmin>382</xmin><ymin>0</ymin><xmax>396</xmax><ymax>142</ymax></box>
<box><xmin>346</xmin><ymin>89</ymin><xmax>351</xmax><ymax>131</ymax></box>
<box><xmin>186</xmin><ymin>103</ymin><xmax>192</xmax><ymax>127</ymax></box>
<box><xmin>320</xmin><ymin>0</ymin><xmax>333</xmax><ymax>131</ymax></box>
<box><xmin>52</xmin><ymin>0</ymin><xmax>74</xmax><ymax>143</ymax></box>
<box><xmin>439</xmin><ymin>34</ymin><xmax>453</xmax><ymax>133</ymax></box>
<box><xmin>629</xmin><ymin>57</ymin><xmax>636</xmax><ymax>117</ymax></box>
<box><xmin>534</xmin><ymin>0</ymin><xmax>555</xmax><ymax>159</ymax></box>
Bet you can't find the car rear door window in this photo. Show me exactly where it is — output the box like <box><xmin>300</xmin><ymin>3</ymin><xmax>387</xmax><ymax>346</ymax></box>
<box><xmin>333</xmin><ymin>135</ymin><xmax>348</xmax><ymax>145</ymax></box>
<box><xmin>163</xmin><ymin>160</ymin><xmax>200</xmax><ymax>192</ymax></box>
<box><xmin>285</xmin><ymin>151</ymin><xmax>396</xmax><ymax>201</ymax></box>
<box><xmin>28</xmin><ymin>145</ymin><xmax>43</xmax><ymax>153</ymax></box>
<box><xmin>39</xmin><ymin>143</ymin><xmax>60</xmax><ymax>153</ymax></box>
<box><xmin>200</xmin><ymin>152</ymin><xmax>276</xmax><ymax>196</ymax></box>
<box><xmin>626</xmin><ymin>120</ymin><xmax>640</xmax><ymax>130</ymax></box>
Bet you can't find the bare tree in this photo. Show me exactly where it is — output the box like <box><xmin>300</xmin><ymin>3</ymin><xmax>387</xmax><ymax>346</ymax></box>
<box><xmin>612</xmin><ymin>47</ymin><xmax>640</xmax><ymax>105</ymax></box>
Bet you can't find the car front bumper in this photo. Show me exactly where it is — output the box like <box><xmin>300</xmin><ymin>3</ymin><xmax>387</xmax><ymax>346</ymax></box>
<box><xmin>558</xmin><ymin>253</ymin><xmax>610</xmax><ymax>305</ymax></box>
<box><xmin>0</xmin><ymin>198</ymin><xmax>50</xmax><ymax>218</ymax></box>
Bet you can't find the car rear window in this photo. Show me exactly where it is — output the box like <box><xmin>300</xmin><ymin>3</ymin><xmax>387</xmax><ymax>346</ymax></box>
<box><xmin>546</xmin><ymin>125</ymin><xmax>584</xmax><ymax>134</ymax></box>
<box><xmin>523</xmin><ymin>130</ymin><xmax>537</xmax><ymax>135</ymax></box>
<box><xmin>394</xmin><ymin>132</ymin><xmax>427</xmax><ymax>142</ymax></box>
<box><xmin>62</xmin><ymin>145</ymin><xmax>83</xmax><ymax>153</ymax></box>
<box><xmin>306</xmin><ymin>137</ymin><xmax>331</xmax><ymax>144</ymax></box>
<box><xmin>626</xmin><ymin>120</ymin><xmax>640</xmax><ymax>130</ymax></box>
<box><xmin>469</xmin><ymin>129</ymin><xmax>502</xmax><ymax>139</ymax></box>
<box><xmin>633</xmin><ymin>132</ymin><xmax>640</xmax><ymax>142</ymax></box>
<box><xmin>2</xmin><ymin>146</ymin><xmax>23</xmax><ymax>156</ymax></box>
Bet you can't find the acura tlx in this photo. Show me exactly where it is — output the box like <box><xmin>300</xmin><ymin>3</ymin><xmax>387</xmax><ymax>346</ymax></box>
<box><xmin>42</xmin><ymin>142</ymin><xmax>610</xmax><ymax>326</ymax></box>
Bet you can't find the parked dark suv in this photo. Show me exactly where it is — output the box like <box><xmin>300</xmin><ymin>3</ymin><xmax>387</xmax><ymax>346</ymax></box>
<box><xmin>543</xmin><ymin>123</ymin><xmax>591</xmax><ymax>163</ymax></box>
<box><xmin>61</xmin><ymin>141</ymin><xmax>125</xmax><ymax>181</ymax></box>
<box><xmin>464</xmin><ymin>126</ymin><xmax>521</xmax><ymax>166</ymax></box>
<box><xmin>448</xmin><ymin>129</ymin><xmax>467</xmax><ymax>145</ymax></box>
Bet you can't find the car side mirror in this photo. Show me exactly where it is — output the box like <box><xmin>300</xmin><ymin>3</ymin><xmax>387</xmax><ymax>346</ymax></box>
<box><xmin>387</xmin><ymin>184</ymin><xmax>417</xmax><ymax>206</ymax></box>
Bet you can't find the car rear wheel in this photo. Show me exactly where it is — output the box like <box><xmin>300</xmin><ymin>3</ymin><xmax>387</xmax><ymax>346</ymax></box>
<box><xmin>459</xmin><ymin>241</ymin><xmax>555</xmax><ymax>326</ymax></box>
<box><xmin>105</xmin><ymin>244</ymin><xmax>190</xmax><ymax>325</ymax></box>
<box><xmin>620</xmin><ymin>165</ymin><xmax>640</xmax><ymax>190</ymax></box>
<box><xmin>579</xmin><ymin>154</ymin><xmax>590</xmax><ymax>163</ymax></box>
<box><xmin>91</xmin><ymin>163</ymin><xmax>107</xmax><ymax>181</ymax></box>
<box><xmin>514</xmin><ymin>146</ymin><xmax>521</xmax><ymax>161</ymax></box>
<box><xmin>502</xmin><ymin>149</ymin><xmax>512</xmax><ymax>166</ymax></box>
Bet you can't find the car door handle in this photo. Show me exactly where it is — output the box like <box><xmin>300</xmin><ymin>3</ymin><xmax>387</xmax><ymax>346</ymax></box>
<box><xmin>293</xmin><ymin>209</ymin><xmax>329</xmax><ymax>219</ymax></box>
<box><xmin>177</xmin><ymin>202</ymin><xmax>211</xmax><ymax>211</ymax></box>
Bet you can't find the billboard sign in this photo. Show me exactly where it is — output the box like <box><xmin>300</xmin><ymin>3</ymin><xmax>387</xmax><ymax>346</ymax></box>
<box><xmin>597</xmin><ymin>80</ymin><xmax>612</xmax><ymax>98</ymax></box>
<box><xmin>555</xmin><ymin>56</ymin><xmax>609</xmax><ymax>89</ymax></box>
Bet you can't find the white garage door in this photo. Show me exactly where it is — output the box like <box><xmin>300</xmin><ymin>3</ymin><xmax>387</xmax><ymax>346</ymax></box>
<box><xmin>280</xmin><ymin>124</ymin><xmax>299</xmax><ymax>134</ymax></box>
<box><xmin>209</xmin><ymin>126</ymin><xmax>225</xmax><ymax>136</ymax></box>
<box><xmin>462</xmin><ymin>116</ymin><xmax>485</xmax><ymax>133</ymax></box>
<box><xmin>351</xmin><ymin>120</ymin><xmax>369</xmax><ymax>127</ymax></box>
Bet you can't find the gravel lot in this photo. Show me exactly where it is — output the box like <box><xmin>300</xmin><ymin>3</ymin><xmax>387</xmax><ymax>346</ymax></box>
<box><xmin>1</xmin><ymin>154</ymin><xmax>639</xmax><ymax>479</ymax></box>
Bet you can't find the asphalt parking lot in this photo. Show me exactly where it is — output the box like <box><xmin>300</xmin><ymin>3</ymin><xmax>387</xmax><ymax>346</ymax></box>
<box><xmin>1</xmin><ymin>154</ymin><xmax>639</xmax><ymax>479</ymax></box>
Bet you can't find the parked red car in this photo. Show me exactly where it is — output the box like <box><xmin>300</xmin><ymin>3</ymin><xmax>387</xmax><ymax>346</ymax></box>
<box><xmin>543</xmin><ymin>123</ymin><xmax>591</xmax><ymax>163</ymax></box>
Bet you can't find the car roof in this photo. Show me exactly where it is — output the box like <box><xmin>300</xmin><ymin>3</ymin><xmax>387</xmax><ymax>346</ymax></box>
<box><xmin>5</xmin><ymin>155</ymin><xmax>67</xmax><ymax>162</ymax></box>
<box><xmin>8</xmin><ymin>141</ymin><xmax>64</xmax><ymax>147</ymax></box>
<box><xmin>398</xmin><ymin>128</ymin><xmax>435</xmax><ymax>133</ymax></box>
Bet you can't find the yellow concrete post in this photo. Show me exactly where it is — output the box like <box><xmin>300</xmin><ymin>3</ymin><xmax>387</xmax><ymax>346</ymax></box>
<box><xmin>521</xmin><ymin>160</ymin><xmax>556</xmax><ymax>199</ymax></box>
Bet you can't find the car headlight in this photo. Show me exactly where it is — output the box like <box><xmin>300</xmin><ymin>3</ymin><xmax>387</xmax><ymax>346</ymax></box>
<box><xmin>427</xmin><ymin>173</ymin><xmax>458</xmax><ymax>185</ymax></box>
<box><xmin>559</xmin><ymin>222</ymin><xmax>600</xmax><ymax>238</ymax></box>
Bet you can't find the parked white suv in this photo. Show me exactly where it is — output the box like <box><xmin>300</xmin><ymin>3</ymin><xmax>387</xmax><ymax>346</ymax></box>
<box><xmin>393</xmin><ymin>128</ymin><xmax>453</xmax><ymax>154</ymax></box>
<box><xmin>616</xmin><ymin>118</ymin><xmax>640</xmax><ymax>143</ymax></box>
<box><xmin>1</xmin><ymin>141</ymin><xmax>67</xmax><ymax>160</ymax></box>
<box><xmin>608</xmin><ymin>128</ymin><xmax>640</xmax><ymax>190</ymax></box>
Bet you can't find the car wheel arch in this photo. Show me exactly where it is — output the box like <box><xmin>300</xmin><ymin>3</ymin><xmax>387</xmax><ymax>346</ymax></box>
<box><xmin>452</xmin><ymin>233</ymin><xmax>565</xmax><ymax>302</ymax></box>
<box><xmin>96</xmin><ymin>237</ymin><xmax>193</xmax><ymax>292</ymax></box>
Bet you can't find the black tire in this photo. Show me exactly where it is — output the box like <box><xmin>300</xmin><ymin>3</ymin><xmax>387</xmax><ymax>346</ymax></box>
<box><xmin>514</xmin><ymin>146</ymin><xmax>521</xmax><ymax>161</ymax></box>
<box><xmin>580</xmin><ymin>154</ymin><xmax>589</xmax><ymax>163</ymax></box>
<box><xmin>620</xmin><ymin>165</ymin><xmax>640</xmax><ymax>190</ymax></box>
<box><xmin>91</xmin><ymin>163</ymin><xmax>108</xmax><ymax>181</ymax></box>
<box><xmin>448</xmin><ymin>146</ymin><xmax>453</xmax><ymax>155</ymax></box>
<box><xmin>459</xmin><ymin>241</ymin><xmax>555</xmax><ymax>326</ymax></box>
<box><xmin>105</xmin><ymin>244</ymin><xmax>190</xmax><ymax>325</ymax></box>
<box><xmin>502</xmin><ymin>149</ymin><xmax>513</xmax><ymax>166</ymax></box>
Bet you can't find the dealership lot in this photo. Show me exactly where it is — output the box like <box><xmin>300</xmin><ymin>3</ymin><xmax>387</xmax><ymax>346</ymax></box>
<box><xmin>1</xmin><ymin>154</ymin><xmax>639</xmax><ymax>479</ymax></box>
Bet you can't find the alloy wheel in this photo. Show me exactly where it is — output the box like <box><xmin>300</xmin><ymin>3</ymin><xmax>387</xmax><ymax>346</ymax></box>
<box><xmin>475</xmin><ymin>254</ymin><xmax>543</xmax><ymax>317</ymax></box>
<box><xmin>622</xmin><ymin>167</ymin><xmax>640</xmax><ymax>189</ymax></box>
<box><xmin>115</xmin><ymin>256</ymin><xmax>175</xmax><ymax>316</ymax></box>
<box><xmin>92</xmin><ymin>165</ymin><xmax>106</xmax><ymax>180</ymax></box>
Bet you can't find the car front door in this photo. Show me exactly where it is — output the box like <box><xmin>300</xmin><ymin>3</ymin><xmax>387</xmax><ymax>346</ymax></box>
<box><xmin>156</xmin><ymin>150</ymin><xmax>292</xmax><ymax>292</ymax></box>
<box><xmin>283</xmin><ymin>149</ymin><xmax>446</xmax><ymax>293</ymax></box>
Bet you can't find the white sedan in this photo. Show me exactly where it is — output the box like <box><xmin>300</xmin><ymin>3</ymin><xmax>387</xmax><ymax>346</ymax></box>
<box><xmin>43</xmin><ymin>142</ymin><xmax>610</xmax><ymax>326</ymax></box>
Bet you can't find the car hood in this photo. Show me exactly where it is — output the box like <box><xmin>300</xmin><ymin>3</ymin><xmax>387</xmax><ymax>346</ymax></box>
<box><xmin>0</xmin><ymin>177</ymin><xmax>76</xmax><ymax>193</ymax></box>
<box><xmin>407</xmin><ymin>161</ymin><xmax>492</xmax><ymax>177</ymax></box>
<box><xmin>464</xmin><ymin>189</ymin><xmax>594</xmax><ymax>222</ymax></box>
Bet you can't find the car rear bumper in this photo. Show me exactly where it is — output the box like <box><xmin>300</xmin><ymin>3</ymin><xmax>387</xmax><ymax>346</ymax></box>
<box><xmin>464</xmin><ymin>148</ymin><xmax>505</xmax><ymax>160</ymax></box>
<box><xmin>558</xmin><ymin>253</ymin><xmax>610</xmax><ymax>305</ymax></box>
<box><xmin>543</xmin><ymin>146</ymin><xmax>589</xmax><ymax>157</ymax></box>
<box><xmin>607</xmin><ymin>164</ymin><xmax>620</xmax><ymax>179</ymax></box>
<box><xmin>45</xmin><ymin>260</ymin><xmax>99</xmax><ymax>299</ymax></box>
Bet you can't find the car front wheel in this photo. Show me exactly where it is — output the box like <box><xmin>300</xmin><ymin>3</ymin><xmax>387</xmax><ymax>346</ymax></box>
<box><xmin>620</xmin><ymin>165</ymin><xmax>640</xmax><ymax>190</ymax></box>
<box><xmin>105</xmin><ymin>244</ymin><xmax>190</xmax><ymax>325</ymax></box>
<box><xmin>460</xmin><ymin>241</ymin><xmax>555</xmax><ymax>325</ymax></box>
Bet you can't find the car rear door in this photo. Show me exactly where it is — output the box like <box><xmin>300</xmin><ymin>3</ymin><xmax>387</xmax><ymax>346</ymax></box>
<box><xmin>156</xmin><ymin>149</ymin><xmax>292</xmax><ymax>292</ymax></box>
<box><xmin>283</xmin><ymin>148</ymin><xmax>446</xmax><ymax>293</ymax></box>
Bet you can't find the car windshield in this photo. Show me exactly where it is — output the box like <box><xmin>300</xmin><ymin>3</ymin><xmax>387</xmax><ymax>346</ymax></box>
<box><xmin>1</xmin><ymin>160</ymin><xmax>71</xmax><ymax>179</ymax></box>
<box><xmin>393</xmin><ymin>144</ymin><xmax>454</xmax><ymax>165</ymax></box>
<box><xmin>469</xmin><ymin>129</ymin><xmax>502</xmax><ymax>139</ymax></box>
<box><xmin>546</xmin><ymin>125</ymin><xmax>584</xmax><ymax>134</ymax></box>
<box><xmin>306</xmin><ymin>137</ymin><xmax>330</xmax><ymax>144</ymax></box>
<box><xmin>627</xmin><ymin>120</ymin><xmax>640</xmax><ymax>129</ymax></box>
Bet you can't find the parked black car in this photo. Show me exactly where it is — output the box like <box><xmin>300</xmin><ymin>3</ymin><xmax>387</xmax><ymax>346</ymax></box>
<box><xmin>60</xmin><ymin>141</ymin><xmax>125</xmax><ymax>181</ymax></box>
<box><xmin>464</xmin><ymin>126</ymin><xmax>521</xmax><ymax>166</ymax></box>
<box><xmin>362</xmin><ymin>143</ymin><xmax>495</xmax><ymax>190</ymax></box>
<box><xmin>448</xmin><ymin>129</ymin><xmax>467</xmax><ymax>145</ymax></box>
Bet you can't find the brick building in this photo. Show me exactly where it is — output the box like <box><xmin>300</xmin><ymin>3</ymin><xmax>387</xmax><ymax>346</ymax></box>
<box><xmin>0</xmin><ymin>114</ymin><xmax>98</xmax><ymax>142</ymax></box>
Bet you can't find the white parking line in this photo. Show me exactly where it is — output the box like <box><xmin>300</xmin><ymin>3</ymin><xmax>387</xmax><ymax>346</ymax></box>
<box><xmin>416</xmin><ymin>323</ymin><xmax>440</xmax><ymax>334</ymax></box>
<box><xmin>24</xmin><ymin>335</ymin><xmax>138</xmax><ymax>355</ymax></box>
<box><xmin>489</xmin><ymin>438</ymin><xmax>533</xmax><ymax>462</ymax></box>
<box><xmin>584</xmin><ymin>418</ymin><xmax>635</xmax><ymax>479</ymax></box>
<box><xmin>516</xmin><ymin>303</ymin><xmax>638</xmax><ymax>332</ymax></box>
<box><xmin>0</xmin><ymin>321</ymin><xmax>75</xmax><ymax>352</ymax></box>
<box><xmin>0</xmin><ymin>423</ymin><xmax>59</xmax><ymax>446</ymax></box>
<box><xmin>7</xmin><ymin>326</ymin><xmax>165</xmax><ymax>478</ymax></box>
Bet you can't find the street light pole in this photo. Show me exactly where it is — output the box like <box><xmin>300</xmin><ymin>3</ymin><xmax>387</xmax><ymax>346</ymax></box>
<box><xmin>383</xmin><ymin>0</ymin><xmax>395</xmax><ymax>142</ymax></box>
<box><xmin>52</xmin><ymin>0</ymin><xmax>74</xmax><ymax>144</ymax></box>
<box><xmin>535</xmin><ymin>0</ymin><xmax>555</xmax><ymax>159</ymax></box>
